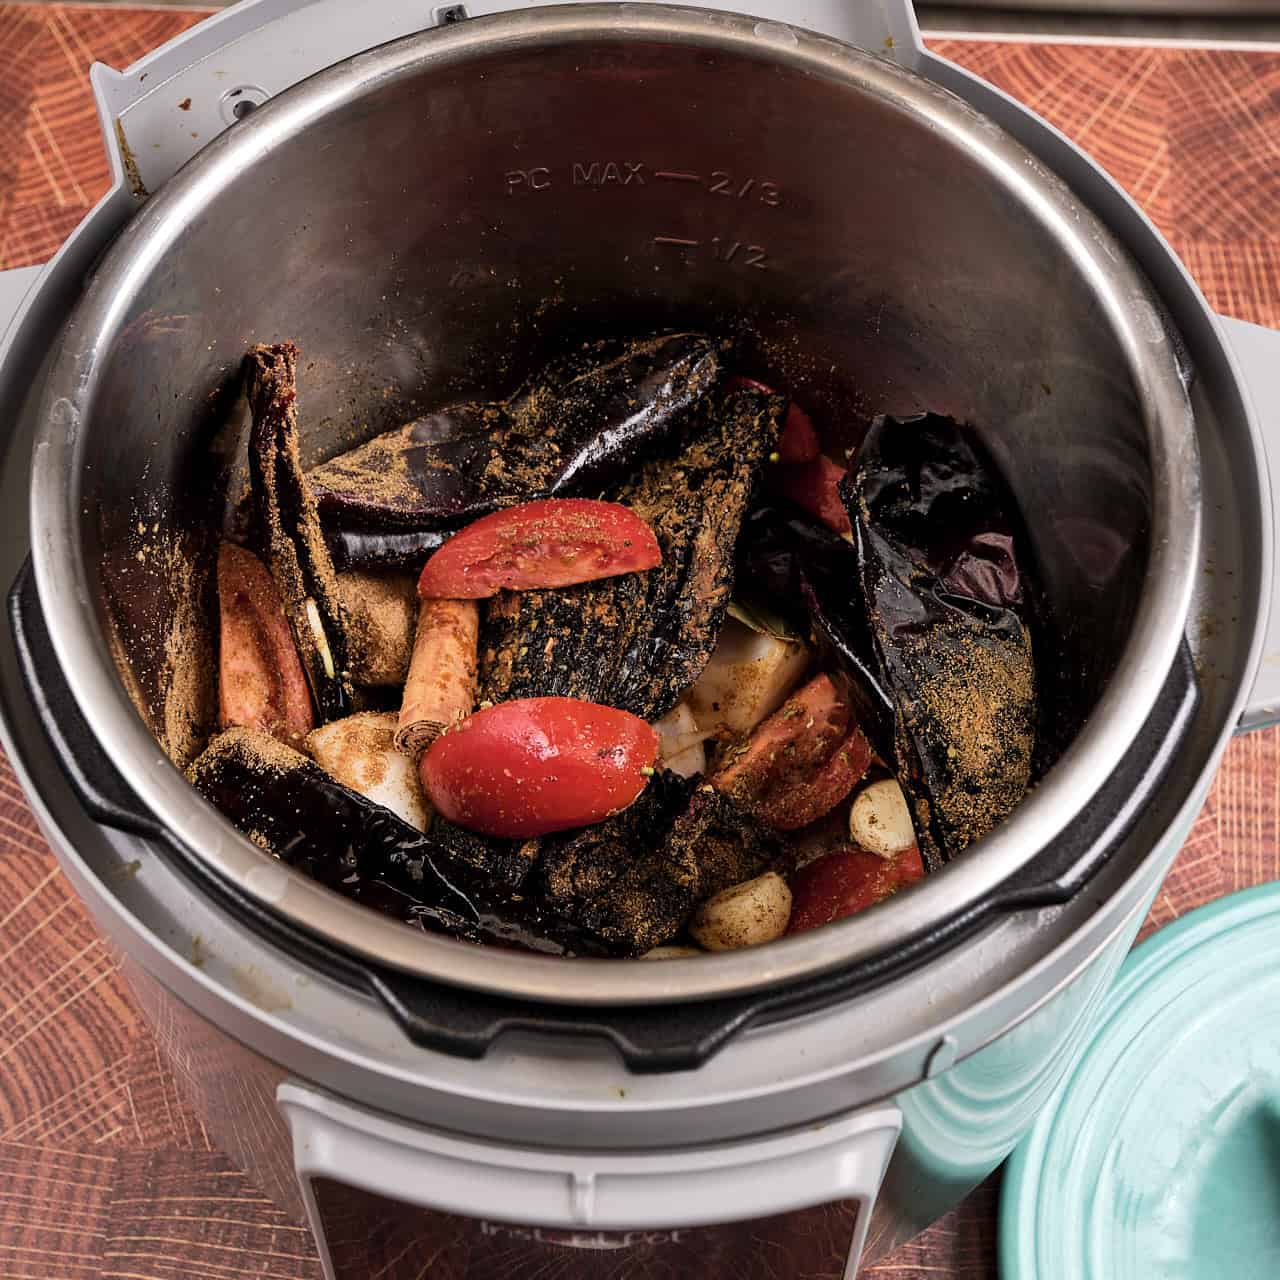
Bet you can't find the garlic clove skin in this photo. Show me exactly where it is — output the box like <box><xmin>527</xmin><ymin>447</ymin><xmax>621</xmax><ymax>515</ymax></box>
<box><xmin>689</xmin><ymin>871</ymin><xmax>793</xmax><ymax>952</ymax></box>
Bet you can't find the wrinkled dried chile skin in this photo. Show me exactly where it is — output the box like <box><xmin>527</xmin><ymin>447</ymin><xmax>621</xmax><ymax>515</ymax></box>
<box><xmin>190</xmin><ymin>737</ymin><xmax>476</xmax><ymax>924</ymax></box>
<box><xmin>190</xmin><ymin>729</ymin><xmax>755</xmax><ymax>955</ymax></box>
<box><xmin>573</xmin><ymin>785</ymin><xmax>790</xmax><ymax>955</ymax></box>
<box><xmin>841</xmin><ymin>413</ymin><xmax>1038</xmax><ymax>870</ymax></box>
<box><xmin>308</xmin><ymin>333</ymin><xmax>722</xmax><ymax>565</ymax></box>
<box><xmin>190</xmin><ymin>733</ymin><xmax>613</xmax><ymax>954</ymax></box>
<box><xmin>736</xmin><ymin>503</ymin><xmax>896</xmax><ymax>762</ymax></box>
<box><xmin>327</xmin><ymin>526</ymin><xmax>447</xmax><ymax>572</ymax></box>
<box><xmin>478</xmin><ymin>386</ymin><xmax>783</xmax><ymax>721</ymax></box>
<box><xmin>245</xmin><ymin>343</ymin><xmax>354</xmax><ymax>722</ymax></box>
<box><xmin>533</xmin><ymin>771</ymin><xmax>696</xmax><ymax>920</ymax></box>
<box><xmin>852</xmin><ymin>415</ymin><xmax>1025</xmax><ymax>612</ymax></box>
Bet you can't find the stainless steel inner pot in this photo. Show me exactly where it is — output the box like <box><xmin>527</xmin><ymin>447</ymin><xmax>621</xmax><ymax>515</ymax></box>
<box><xmin>31</xmin><ymin>4</ymin><xmax>1199</xmax><ymax>1004</ymax></box>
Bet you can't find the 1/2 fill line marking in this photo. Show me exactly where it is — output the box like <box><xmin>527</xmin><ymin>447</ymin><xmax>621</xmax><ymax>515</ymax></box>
<box><xmin>653</xmin><ymin>236</ymin><xmax>699</xmax><ymax>247</ymax></box>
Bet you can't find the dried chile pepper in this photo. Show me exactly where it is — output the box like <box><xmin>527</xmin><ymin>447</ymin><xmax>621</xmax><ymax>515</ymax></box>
<box><xmin>307</xmin><ymin>333</ymin><xmax>722</xmax><ymax>543</ymax></box>
<box><xmin>245</xmin><ymin>342</ymin><xmax>354</xmax><ymax>722</ymax></box>
<box><xmin>841</xmin><ymin>413</ymin><xmax>1038</xmax><ymax>869</ymax></box>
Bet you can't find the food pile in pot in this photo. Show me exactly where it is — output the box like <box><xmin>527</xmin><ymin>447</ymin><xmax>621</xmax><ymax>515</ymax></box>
<box><xmin>189</xmin><ymin>333</ymin><xmax>1040</xmax><ymax>958</ymax></box>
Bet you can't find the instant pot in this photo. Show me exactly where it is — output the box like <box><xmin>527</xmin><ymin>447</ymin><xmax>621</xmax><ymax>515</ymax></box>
<box><xmin>2</xmin><ymin>1</ymin><xmax>1279</xmax><ymax>1275</ymax></box>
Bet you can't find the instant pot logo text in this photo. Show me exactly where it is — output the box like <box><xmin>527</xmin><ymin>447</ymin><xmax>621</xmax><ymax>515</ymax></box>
<box><xmin>478</xmin><ymin>1222</ymin><xmax>688</xmax><ymax>1251</ymax></box>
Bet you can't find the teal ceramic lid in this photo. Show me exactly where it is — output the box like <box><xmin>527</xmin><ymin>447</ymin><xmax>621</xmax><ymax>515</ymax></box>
<box><xmin>1000</xmin><ymin>881</ymin><xmax>1280</xmax><ymax>1280</ymax></box>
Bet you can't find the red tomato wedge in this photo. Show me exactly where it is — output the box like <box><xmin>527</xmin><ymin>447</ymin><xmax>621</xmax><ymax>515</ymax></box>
<box><xmin>712</xmin><ymin>673</ymin><xmax>871</xmax><ymax>831</ymax></box>
<box><xmin>420</xmin><ymin>697</ymin><xmax>659</xmax><ymax>837</ymax></box>
<box><xmin>729</xmin><ymin>375</ymin><xmax>821</xmax><ymax>463</ymax></box>
<box><xmin>773</xmin><ymin>454</ymin><xmax>852</xmax><ymax>535</ymax></box>
<box><xmin>787</xmin><ymin>845</ymin><xmax>925</xmax><ymax>934</ymax></box>
<box><xmin>417</xmin><ymin>499</ymin><xmax>661</xmax><ymax>599</ymax></box>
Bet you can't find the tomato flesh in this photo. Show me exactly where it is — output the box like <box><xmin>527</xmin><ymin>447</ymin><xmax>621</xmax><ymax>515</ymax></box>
<box><xmin>762</xmin><ymin>727</ymin><xmax>872</xmax><ymax>830</ymax></box>
<box><xmin>420</xmin><ymin>697</ymin><xmax>659</xmax><ymax>837</ymax></box>
<box><xmin>773</xmin><ymin>455</ymin><xmax>852</xmax><ymax>535</ymax></box>
<box><xmin>713</xmin><ymin>673</ymin><xmax>871</xmax><ymax>831</ymax></box>
<box><xmin>729</xmin><ymin>376</ymin><xmax>820</xmax><ymax>463</ymax></box>
<box><xmin>787</xmin><ymin>845</ymin><xmax>924</xmax><ymax>933</ymax></box>
<box><xmin>418</xmin><ymin>498</ymin><xmax>661</xmax><ymax>599</ymax></box>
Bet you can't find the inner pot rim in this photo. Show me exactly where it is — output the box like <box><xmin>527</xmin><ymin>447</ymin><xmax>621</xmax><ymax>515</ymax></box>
<box><xmin>29</xmin><ymin>4</ymin><xmax>1201</xmax><ymax>1006</ymax></box>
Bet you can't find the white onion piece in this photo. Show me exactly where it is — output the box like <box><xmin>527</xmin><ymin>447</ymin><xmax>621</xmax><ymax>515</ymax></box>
<box><xmin>652</xmin><ymin>702</ymin><xmax>711</xmax><ymax>778</ymax></box>
<box><xmin>685</xmin><ymin>619</ymin><xmax>809</xmax><ymax>738</ymax></box>
<box><xmin>306</xmin><ymin>712</ymin><xmax>430</xmax><ymax>831</ymax></box>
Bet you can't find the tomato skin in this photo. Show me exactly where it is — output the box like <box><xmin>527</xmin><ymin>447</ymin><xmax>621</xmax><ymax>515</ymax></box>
<box><xmin>216</xmin><ymin>542</ymin><xmax>314</xmax><ymax>744</ymax></box>
<box><xmin>420</xmin><ymin>697</ymin><xmax>659</xmax><ymax>837</ymax></box>
<box><xmin>713</xmin><ymin>673</ymin><xmax>871</xmax><ymax>831</ymax></box>
<box><xmin>763</xmin><ymin>727</ymin><xmax>872</xmax><ymax>830</ymax></box>
<box><xmin>773</xmin><ymin>455</ymin><xmax>852</xmax><ymax>535</ymax></box>
<box><xmin>786</xmin><ymin>845</ymin><xmax>924</xmax><ymax>933</ymax></box>
<box><xmin>729</xmin><ymin>376</ymin><xmax>820</xmax><ymax>463</ymax></box>
<box><xmin>418</xmin><ymin>498</ymin><xmax>661</xmax><ymax>599</ymax></box>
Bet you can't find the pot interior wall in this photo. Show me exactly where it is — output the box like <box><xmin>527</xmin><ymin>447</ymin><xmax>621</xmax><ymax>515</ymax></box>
<box><xmin>75</xmin><ymin>29</ymin><xmax>1152</xmax><ymax>770</ymax></box>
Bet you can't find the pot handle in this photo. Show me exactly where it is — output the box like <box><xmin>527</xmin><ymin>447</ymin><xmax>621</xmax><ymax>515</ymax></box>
<box><xmin>0</xmin><ymin>267</ymin><xmax>43</xmax><ymax>347</ymax></box>
<box><xmin>278</xmin><ymin>1079</ymin><xmax>901</xmax><ymax>1280</ymax></box>
<box><xmin>92</xmin><ymin>0</ymin><xmax>922</xmax><ymax>198</ymax></box>
<box><xmin>1222</xmin><ymin>316</ymin><xmax>1280</xmax><ymax>732</ymax></box>
<box><xmin>7</xmin><ymin>557</ymin><xmax>174</xmax><ymax>840</ymax></box>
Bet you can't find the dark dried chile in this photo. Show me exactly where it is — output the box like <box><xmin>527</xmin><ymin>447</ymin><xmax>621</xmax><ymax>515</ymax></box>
<box><xmin>418</xmin><ymin>816</ymin><xmax>539</xmax><ymax>897</ymax></box>
<box><xmin>840</xmin><ymin>413</ymin><xmax>1038</xmax><ymax>869</ymax></box>
<box><xmin>190</xmin><ymin>727</ymin><xmax>769</xmax><ymax>956</ymax></box>
<box><xmin>189</xmin><ymin>728</ymin><xmax>478</xmax><ymax>927</ymax></box>
<box><xmin>572</xmin><ymin>786</ymin><xmax>790</xmax><ymax>956</ymax></box>
<box><xmin>533</xmin><ymin>770</ymin><xmax>696</xmax><ymax>922</ymax></box>
<box><xmin>327</xmin><ymin>526</ymin><xmax>448</xmax><ymax>572</ymax></box>
<box><xmin>245</xmin><ymin>343</ymin><xmax>354</xmax><ymax>722</ymax></box>
<box><xmin>201</xmin><ymin>327</ymin><xmax>1048</xmax><ymax>953</ymax></box>
<box><xmin>530</xmin><ymin>772</ymin><xmax>785</xmax><ymax>956</ymax></box>
<box><xmin>736</xmin><ymin>502</ymin><xmax>895</xmax><ymax>762</ymax></box>
<box><xmin>188</xmin><ymin>728</ymin><xmax>608</xmax><ymax>955</ymax></box>
<box><xmin>307</xmin><ymin>333</ymin><xmax>722</xmax><ymax>540</ymax></box>
<box><xmin>478</xmin><ymin>385</ymin><xmax>784</xmax><ymax>720</ymax></box>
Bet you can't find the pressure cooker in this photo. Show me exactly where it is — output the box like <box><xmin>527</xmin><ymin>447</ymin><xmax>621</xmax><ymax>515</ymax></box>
<box><xmin>1</xmin><ymin>1</ymin><xmax>1278</xmax><ymax>1275</ymax></box>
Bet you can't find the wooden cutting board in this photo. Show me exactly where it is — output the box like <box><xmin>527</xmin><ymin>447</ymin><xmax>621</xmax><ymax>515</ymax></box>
<box><xmin>1</xmin><ymin>8</ymin><xmax>1277</xmax><ymax>1277</ymax></box>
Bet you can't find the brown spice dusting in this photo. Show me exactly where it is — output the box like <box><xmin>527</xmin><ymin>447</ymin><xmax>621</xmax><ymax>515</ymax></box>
<box><xmin>305</xmin><ymin>334</ymin><xmax>720</xmax><ymax>530</ymax></box>
<box><xmin>902</xmin><ymin>622</ymin><xmax>1036</xmax><ymax>854</ymax></box>
<box><xmin>162</xmin><ymin>570</ymin><xmax>216</xmax><ymax>770</ymax></box>
<box><xmin>336</xmin><ymin>570</ymin><xmax>416</xmax><ymax>686</ymax></box>
<box><xmin>245</xmin><ymin>342</ymin><xmax>354</xmax><ymax>722</ymax></box>
<box><xmin>308</xmin><ymin>420</ymin><xmax>420</xmax><ymax>510</ymax></box>
<box><xmin>188</xmin><ymin>723</ymin><xmax>313</xmax><ymax>784</ymax></box>
<box><xmin>106</xmin><ymin>518</ymin><xmax>217</xmax><ymax>771</ymax></box>
<box><xmin>306</xmin><ymin>712</ymin><xmax>397</xmax><ymax>790</ymax></box>
<box><xmin>568</xmin><ymin>785</ymin><xmax>788</xmax><ymax>955</ymax></box>
<box><xmin>477</xmin><ymin>387</ymin><xmax>782</xmax><ymax>718</ymax></box>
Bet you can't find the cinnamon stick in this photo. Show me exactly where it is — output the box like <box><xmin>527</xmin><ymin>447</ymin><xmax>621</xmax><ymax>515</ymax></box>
<box><xmin>395</xmin><ymin>597</ymin><xmax>479</xmax><ymax>755</ymax></box>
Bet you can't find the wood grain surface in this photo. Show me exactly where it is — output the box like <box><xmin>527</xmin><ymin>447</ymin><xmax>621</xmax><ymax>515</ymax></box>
<box><xmin>1</xmin><ymin>8</ymin><xmax>1278</xmax><ymax>1277</ymax></box>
